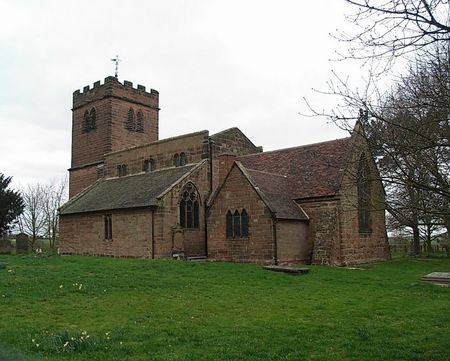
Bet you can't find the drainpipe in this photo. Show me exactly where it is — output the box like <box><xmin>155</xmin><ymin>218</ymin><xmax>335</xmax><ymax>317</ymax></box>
<box><xmin>272</xmin><ymin>213</ymin><xmax>278</xmax><ymax>265</ymax></box>
<box><xmin>151</xmin><ymin>209</ymin><xmax>155</xmax><ymax>259</ymax></box>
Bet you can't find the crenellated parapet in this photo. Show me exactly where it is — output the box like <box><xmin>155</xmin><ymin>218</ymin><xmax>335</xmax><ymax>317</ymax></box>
<box><xmin>73</xmin><ymin>76</ymin><xmax>159</xmax><ymax>110</ymax></box>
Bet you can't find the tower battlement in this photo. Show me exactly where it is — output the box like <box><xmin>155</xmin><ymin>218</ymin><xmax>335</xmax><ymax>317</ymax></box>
<box><xmin>73</xmin><ymin>76</ymin><xmax>159</xmax><ymax>110</ymax></box>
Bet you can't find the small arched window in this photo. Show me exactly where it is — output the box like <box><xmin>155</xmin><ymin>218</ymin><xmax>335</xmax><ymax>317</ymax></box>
<box><xmin>117</xmin><ymin>164</ymin><xmax>127</xmax><ymax>177</ymax></box>
<box><xmin>136</xmin><ymin>111</ymin><xmax>144</xmax><ymax>132</ymax></box>
<box><xmin>180</xmin><ymin>152</ymin><xmax>187</xmax><ymax>166</ymax></box>
<box><xmin>357</xmin><ymin>155</ymin><xmax>371</xmax><ymax>233</ymax></box>
<box><xmin>241</xmin><ymin>209</ymin><xmax>249</xmax><ymax>237</ymax></box>
<box><xmin>121</xmin><ymin>164</ymin><xmax>127</xmax><ymax>176</ymax></box>
<box><xmin>226</xmin><ymin>211</ymin><xmax>233</xmax><ymax>238</ymax></box>
<box><xmin>179</xmin><ymin>183</ymin><xmax>200</xmax><ymax>229</ymax></box>
<box><xmin>143</xmin><ymin>159</ymin><xmax>155</xmax><ymax>172</ymax></box>
<box><xmin>174</xmin><ymin>153</ymin><xmax>180</xmax><ymax>167</ymax></box>
<box><xmin>126</xmin><ymin>108</ymin><xmax>135</xmax><ymax>130</ymax></box>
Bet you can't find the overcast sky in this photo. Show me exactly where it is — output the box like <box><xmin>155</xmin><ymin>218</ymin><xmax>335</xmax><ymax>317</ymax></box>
<box><xmin>0</xmin><ymin>0</ymin><xmax>366</xmax><ymax>189</ymax></box>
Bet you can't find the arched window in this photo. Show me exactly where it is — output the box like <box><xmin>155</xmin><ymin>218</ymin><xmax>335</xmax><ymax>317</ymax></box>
<box><xmin>136</xmin><ymin>111</ymin><xmax>144</xmax><ymax>132</ymax></box>
<box><xmin>174</xmin><ymin>153</ymin><xmax>180</xmax><ymax>167</ymax></box>
<box><xmin>226</xmin><ymin>209</ymin><xmax>249</xmax><ymax>239</ymax></box>
<box><xmin>82</xmin><ymin>110</ymin><xmax>90</xmax><ymax>132</ymax></box>
<box><xmin>226</xmin><ymin>211</ymin><xmax>233</xmax><ymax>238</ymax></box>
<box><xmin>179</xmin><ymin>183</ymin><xmax>200</xmax><ymax>229</ymax></box>
<box><xmin>357</xmin><ymin>155</ymin><xmax>371</xmax><ymax>233</ymax></box>
<box><xmin>117</xmin><ymin>165</ymin><xmax>121</xmax><ymax>177</ymax></box>
<box><xmin>180</xmin><ymin>152</ymin><xmax>187</xmax><ymax>166</ymax></box>
<box><xmin>121</xmin><ymin>164</ymin><xmax>127</xmax><ymax>176</ymax></box>
<box><xmin>143</xmin><ymin>159</ymin><xmax>149</xmax><ymax>172</ymax></box>
<box><xmin>126</xmin><ymin>108</ymin><xmax>135</xmax><ymax>130</ymax></box>
<box><xmin>117</xmin><ymin>164</ymin><xmax>127</xmax><ymax>177</ymax></box>
<box><xmin>89</xmin><ymin>108</ymin><xmax>96</xmax><ymax>130</ymax></box>
<box><xmin>241</xmin><ymin>209</ymin><xmax>249</xmax><ymax>237</ymax></box>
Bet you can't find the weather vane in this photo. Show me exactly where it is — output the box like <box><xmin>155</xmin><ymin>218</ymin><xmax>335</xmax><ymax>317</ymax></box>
<box><xmin>111</xmin><ymin>55</ymin><xmax>121</xmax><ymax>79</ymax></box>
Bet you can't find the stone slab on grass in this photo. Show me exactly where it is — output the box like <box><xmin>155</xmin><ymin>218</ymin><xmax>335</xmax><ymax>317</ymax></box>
<box><xmin>263</xmin><ymin>265</ymin><xmax>310</xmax><ymax>275</ymax></box>
<box><xmin>421</xmin><ymin>272</ymin><xmax>450</xmax><ymax>286</ymax></box>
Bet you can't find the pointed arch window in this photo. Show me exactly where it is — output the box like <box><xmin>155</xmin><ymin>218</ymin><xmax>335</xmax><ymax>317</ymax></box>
<box><xmin>174</xmin><ymin>153</ymin><xmax>180</xmax><ymax>167</ymax></box>
<box><xmin>226</xmin><ymin>209</ymin><xmax>249</xmax><ymax>239</ymax></box>
<box><xmin>180</xmin><ymin>152</ymin><xmax>187</xmax><ymax>166</ymax></box>
<box><xmin>357</xmin><ymin>155</ymin><xmax>371</xmax><ymax>234</ymax></box>
<box><xmin>136</xmin><ymin>111</ymin><xmax>144</xmax><ymax>132</ymax></box>
<box><xmin>143</xmin><ymin>158</ymin><xmax>155</xmax><ymax>172</ymax></box>
<box><xmin>126</xmin><ymin>108</ymin><xmax>135</xmax><ymax>130</ymax></box>
<box><xmin>82</xmin><ymin>108</ymin><xmax>96</xmax><ymax>133</ymax></box>
<box><xmin>117</xmin><ymin>164</ymin><xmax>127</xmax><ymax>177</ymax></box>
<box><xmin>179</xmin><ymin>183</ymin><xmax>200</xmax><ymax>229</ymax></box>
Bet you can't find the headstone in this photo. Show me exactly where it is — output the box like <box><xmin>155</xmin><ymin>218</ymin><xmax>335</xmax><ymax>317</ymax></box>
<box><xmin>0</xmin><ymin>238</ymin><xmax>11</xmax><ymax>254</ymax></box>
<box><xmin>15</xmin><ymin>233</ymin><xmax>29</xmax><ymax>254</ymax></box>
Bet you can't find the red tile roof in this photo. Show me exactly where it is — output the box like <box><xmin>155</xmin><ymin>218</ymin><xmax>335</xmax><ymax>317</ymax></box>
<box><xmin>238</xmin><ymin>137</ymin><xmax>350</xmax><ymax>199</ymax></box>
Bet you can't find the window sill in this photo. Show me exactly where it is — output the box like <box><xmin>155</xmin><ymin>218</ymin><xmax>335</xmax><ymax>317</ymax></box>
<box><xmin>227</xmin><ymin>237</ymin><xmax>249</xmax><ymax>241</ymax></box>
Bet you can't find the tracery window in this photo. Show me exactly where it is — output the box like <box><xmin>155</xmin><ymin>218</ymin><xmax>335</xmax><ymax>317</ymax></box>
<box><xmin>179</xmin><ymin>183</ymin><xmax>200</xmax><ymax>229</ymax></box>
<box><xmin>82</xmin><ymin>108</ymin><xmax>96</xmax><ymax>132</ymax></box>
<box><xmin>226</xmin><ymin>209</ymin><xmax>249</xmax><ymax>239</ymax></box>
<box><xmin>357</xmin><ymin>155</ymin><xmax>371</xmax><ymax>234</ymax></box>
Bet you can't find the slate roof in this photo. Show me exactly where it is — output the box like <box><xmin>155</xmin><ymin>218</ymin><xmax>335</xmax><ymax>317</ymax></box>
<box><xmin>60</xmin><ymin>164</ymin><xmax>197</xmax><ymax>215</ymax></box>
<box><xmin>244</xmin><ymin>168</ymin><xmax>309</xmax><ymax>220</ymax></box>
<box><xmin>238</xmin><ymin>137</ymin><xmax>351</xmax><ymax>199</ymax></box>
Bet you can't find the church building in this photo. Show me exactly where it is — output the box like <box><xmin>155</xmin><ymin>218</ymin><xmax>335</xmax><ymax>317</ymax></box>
<box><xmin>59</xmin><ymin>76</ymin><xmax>390</xmax><ymax>265</ymax></box>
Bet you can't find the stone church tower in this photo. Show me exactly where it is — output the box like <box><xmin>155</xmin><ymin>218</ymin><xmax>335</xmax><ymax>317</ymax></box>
<box><xmin>69</xmin><ymin>76</ymin><xmax>159</xmax><ymax>198</ymax></box>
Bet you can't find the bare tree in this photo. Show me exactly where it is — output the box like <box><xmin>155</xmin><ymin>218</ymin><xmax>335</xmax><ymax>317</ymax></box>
<box><xmin>42</xmin><ymin>177</ymin><xmax>67</xmax><ymax>249</ymax></box>
<box><xmin>339</xmin><ymin>0</ymin><xmax>450</xmax><ymax>65</ymax></box>
<box><xmin>18</xmin><ymin>184</ymin><xmax>46</xmax><ymax>248</ymax></box>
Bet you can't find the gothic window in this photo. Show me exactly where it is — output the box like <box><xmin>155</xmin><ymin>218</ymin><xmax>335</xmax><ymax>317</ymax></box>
<box><xmin>104</xmin><ymin>214</ymin><xmax>112</xmax><ymax>240</ymax></box>
<box><xmin>226</xmin><ymin>209</ymin><xmax>249</xmax><ymax>239</ymax></box>
<box><xmin>179</xmin><ymin>183</ymin><xmax>200</xmax><ymax>229</ymax></box>
<box><xmin>126</xmin><ymin>108</ymin><xmax>135</xmax><ymax>130</ymax></box>
<box><xmin>117</xmin><ymin>165</ymin><xmax>121</xmax><ymax>177</ymax></box>
<box><xmin>180</xmin><ymin>152</ymin><xmax>187</xmax><ymax>166</ymax></box>
<box><xmin>136</xmin><ymin>111</ymin><xmax>144</xmax><ymax>132</ymax></box>
<box><xmin>83</xmin><ymin>108</ymin><xmax>96</xmax><ymax>132</ymax></box>
<box><xmin>89</xmin><ymin>108</ymin><xmax>96</xmax><ymax>130</ymax></box>
<box><xmin>121</xmin><ymin>164</ymin><xmax>127</xmax><ymax>176</ymax></box>
<box><xmin>357</xmin><ymin>155</ymin><xmax>371</xmax><ymax>234</ymax></box>
<box><xmin>174</xmin><ymin>153</ymin><xmax>180</xmax><ymax>167</ymax></box>
<box><xmin>143</xmin><ymin>159</ymin><xmax>155</xmax><ymax>172</ymax></box>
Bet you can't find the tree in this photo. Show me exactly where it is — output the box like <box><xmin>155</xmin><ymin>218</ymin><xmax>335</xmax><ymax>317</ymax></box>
<box><xmin>18</xmin><ymin>178</ymin><xmax>67</xmax><ymax>249</ymax></box>
<box><xmin>339</xmin><ymin>0</ymin><xmax>450</xmax><ymax>65</ymax></box>
<box><xmin>0</xmin><ymin>173</ymin><xmax>24</xmax><ymax>237</ymax></box>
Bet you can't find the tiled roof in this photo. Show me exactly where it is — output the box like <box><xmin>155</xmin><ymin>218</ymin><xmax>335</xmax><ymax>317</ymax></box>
<box><xmin>244</xmin><ymin>168</ymin><xmax>309</xmax><ymax>220</ymax></box>
<box><xmin>60</xmin><ymin>165</ymin><xmax>197</xmax><ymax>215</ymax></box>
<box><xmin>238</xmin><ymin>137</ymin><xmax>350</xmax><ymax>199</ymax></box>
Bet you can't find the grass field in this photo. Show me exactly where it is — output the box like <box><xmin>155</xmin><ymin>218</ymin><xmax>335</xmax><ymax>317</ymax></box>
<box><xmin>0</xmin><ymin>254</ymin><xmax>449</xmax><ymax>361</ymax></box>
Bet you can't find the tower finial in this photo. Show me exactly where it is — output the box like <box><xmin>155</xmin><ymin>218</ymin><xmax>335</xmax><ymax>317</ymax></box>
<box><xmin>110</xmin><ymin>55</ymin><xmax>121</xmax><ymax>79</ymax></box>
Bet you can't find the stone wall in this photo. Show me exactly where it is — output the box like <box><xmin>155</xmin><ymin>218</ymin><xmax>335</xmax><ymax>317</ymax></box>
<box><xmin>276</xmin><ymin>220</ymin><xmax>311</xmax><ymax>264</ymax></box>
<box><xmin>103</xmin><ymin>131</ymin><xmax>208</xmax><ymax>178</ymax></box>
<box><xmin>300</xmin><ymin>199</ymin><xmax>341</xmax><ymax>265</ymax></box>
<box><xmin>68</xmin><ymin>163</ymin><xmax>101</xmax><ymax>198</ymax></box>
<box><xmin>59</xmin><ymin>208</ymin><xmax>153</xmax><ymax>258</ymax></box>
<box><xmin>207</xmin><ymin>165</ymin><xmax>275</xmax><ymax>264</ymax></box>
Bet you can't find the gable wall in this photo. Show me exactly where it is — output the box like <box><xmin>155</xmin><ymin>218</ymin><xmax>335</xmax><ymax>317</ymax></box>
<box><xmin>153</xmin><ymin>161</ymin><xmax>210</xmax><ymax>259</ymax></box>
<box><xmin>59</xmin><ymin>208</ymin><xmax>153</xmax><ymax>258</ymax></box>
<box><xmin>68</xmin><ymin>163</ymin><xmax>100</xmax><ymax>199</ymax></box>
<box><xmin>337</xmin><ymin>135</ymin><xmax>389</xmax><ymax>265</ymax></box>
<box><xmin>207</xmin><ymin>166</ymin><xmax>275</xmax><ymax>264</ymax></box>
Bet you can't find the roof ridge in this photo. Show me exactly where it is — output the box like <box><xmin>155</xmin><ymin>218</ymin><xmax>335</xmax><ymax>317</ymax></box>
<box><xmin>239</xmin><ymin>136</ymin><xmax>350</xmax><ymax>159</ymax></box>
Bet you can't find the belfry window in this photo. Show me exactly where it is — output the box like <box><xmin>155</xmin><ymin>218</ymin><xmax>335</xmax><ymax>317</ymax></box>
<box><xmin>82</xmin><ymin>108</ymin><xmax>96</xmax><ymax>133</ymax></box>
<box><xmin>174</xmin><ymin>153</ymin><xmax>180</xmax><ymax>167</ymax></box>
<box><xmin>179</xmin><ymin>183</ymin><xmax>200</xmax><ymax>229</ymax></box>
<box><xmin>357</xmin><ymin>155</ymin><xmax>371</xmax><ymax>234</ymax></box>
<box><xmin>136</xmin><ymin>111</ymin><xmax>144</xmax><ymax>132</ymax></box>
<box><xmin>226</xmin><ymin>209</ymin><xmax>249</xmax><ymax>239</ymax></box>
<box><xmin>126</xmin><ymin>108</ymin><xmax>135</xmax><ymax>130</ymax></box>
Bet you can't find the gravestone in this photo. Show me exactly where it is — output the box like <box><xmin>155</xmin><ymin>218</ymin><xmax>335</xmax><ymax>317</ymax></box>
<box><xmin>15</xmin><ymin>233</ymin><xmax>29</xmax><ymax>254</ymax></box>
<box><xmin>421</xmin><ymin>272</ymin><xmax>450</xmax><ymax>286</ymax></box>
<box><xmin>0</xmin><ymin>238</ymin><xmax>11</xmax><ymax>254</ymax></box>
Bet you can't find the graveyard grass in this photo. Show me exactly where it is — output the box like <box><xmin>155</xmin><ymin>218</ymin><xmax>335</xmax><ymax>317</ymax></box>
<box><xmin>0</xmin><ymin>255</ymin><xmax>449</xmax><ymax>361</ymax></box>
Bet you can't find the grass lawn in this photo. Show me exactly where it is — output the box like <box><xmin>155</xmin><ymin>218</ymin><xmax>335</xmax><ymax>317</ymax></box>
<box><xmin>0</xmin><ymin>254</ymin><xmax>449</xmax><ymax>361</ymax></box>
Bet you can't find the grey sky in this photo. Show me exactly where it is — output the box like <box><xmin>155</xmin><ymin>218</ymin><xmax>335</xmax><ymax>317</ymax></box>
<box><xmin>0</xmin><ymin>0</ymin><xmax>364</xmax><ymax>188</ymax></box>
